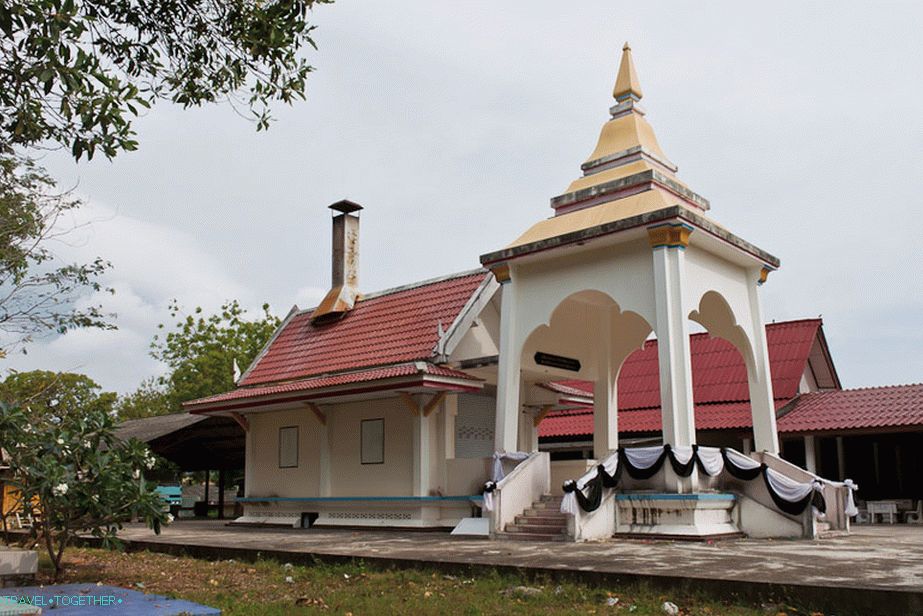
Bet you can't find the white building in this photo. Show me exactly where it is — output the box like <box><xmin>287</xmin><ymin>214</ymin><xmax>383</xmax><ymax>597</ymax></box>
<box><xmin>186</xmin><ymin>45</ymin><xmax>863</xmax><ymax>540</ymax></box>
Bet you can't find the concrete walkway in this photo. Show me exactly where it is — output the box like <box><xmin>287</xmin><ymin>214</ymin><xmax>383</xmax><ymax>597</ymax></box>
<box><xmin>112</xmin><ymin>521</ymin><xmax>923</xmax><ymax>615</ymax></box>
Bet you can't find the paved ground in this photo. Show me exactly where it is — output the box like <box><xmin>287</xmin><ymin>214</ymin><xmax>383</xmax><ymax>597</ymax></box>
<box><xmin>113</xmin><ymin>521</ymin><xmax>923</xmax><ymax>614</ymax></box>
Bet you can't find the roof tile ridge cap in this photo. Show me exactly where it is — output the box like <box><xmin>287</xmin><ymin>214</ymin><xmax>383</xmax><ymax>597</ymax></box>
<box><xmin>767</xmin><ymin>317</ymin><xmax>824</xmax><ymax>328</ymax></box>
<box><xmin>286</xmin><ymin>269</ymin><xmax>487</xmax><ymax>318</ymax></box>
<box><xmin>356</xmin><ymin>268</ymin><xmax>488</xmax><ymax>302</ymax></box>
<box><xmin>837</xmin><ymin>382</ymin><xmax>923</xmax><ymax>393</ymax></box>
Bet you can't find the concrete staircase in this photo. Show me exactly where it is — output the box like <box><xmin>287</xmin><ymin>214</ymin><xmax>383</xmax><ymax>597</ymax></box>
<box><xmin>499</xmin><ymin>494</ymin><xmax>567</xmax><ymax>542</ymax></box>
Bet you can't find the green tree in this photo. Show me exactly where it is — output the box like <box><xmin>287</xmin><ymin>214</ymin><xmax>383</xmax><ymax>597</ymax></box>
<box><xmin>114</xmin><ymin>377</ymin><xmax>172</xmax><ymax>420</ymax></box>
<box><xmin>0</xmin><ymin>154</ymin><xmax>113</xmax><ymax>357</ymax></box>
<box><xmin>1</xmin><ymin>0</ymin><xmax>330</xmax><ymax>160</ymax></box>
<box><xmin>0</xmin><ymin>369</ymin><xmax>116</xmax><ymax>418</ymax></box>
<box><xmin>151</xmin><ymin>300</ymin><xmax>280</xmax><ymax>409</ymax></box>
<box><xmin>0</xmin><ymin>401</ymin><xmax>167</xmax><ymax>578</ymax></box>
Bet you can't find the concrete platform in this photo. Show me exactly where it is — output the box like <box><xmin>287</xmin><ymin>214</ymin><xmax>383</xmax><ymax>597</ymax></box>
<box><xmin>106</xmin><ymin>521</ymin><xmax>923</xmax><ymax>615</ymax></box>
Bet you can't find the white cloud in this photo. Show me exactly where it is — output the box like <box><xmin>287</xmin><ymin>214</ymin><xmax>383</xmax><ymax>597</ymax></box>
<box><xmin>2</xmin><ymin>202</ymin><xmax>262</xmax><ymax>393</ymax></box>
<box><xmin>4</xmin><ymin>0</ymin><xmax>921</xmax><ymax>391</ymax></box>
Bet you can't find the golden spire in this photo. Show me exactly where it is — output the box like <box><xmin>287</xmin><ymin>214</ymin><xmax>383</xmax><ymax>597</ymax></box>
<box><xmin>613</xmin><ymin>42</ymin><xmax>643</xmax><ymax>101</ymax></box>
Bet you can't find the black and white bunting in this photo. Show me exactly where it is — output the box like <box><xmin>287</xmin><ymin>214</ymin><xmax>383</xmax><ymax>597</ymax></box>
<box><xmin>561</xmin><ymin>444</ymin><xmax>828</xmax><ymax>518</ymax></box>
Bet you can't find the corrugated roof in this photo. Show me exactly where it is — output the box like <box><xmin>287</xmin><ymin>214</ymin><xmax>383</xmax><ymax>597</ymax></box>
<box><xmin>239</xmin><ymin>271</ymin><xmax>488</xmax><ymax>386</ymax></box>
<box><xmin>778</xmin><ymin>383</ymin><xmax>923</xmax><ymax>433</ymax></box>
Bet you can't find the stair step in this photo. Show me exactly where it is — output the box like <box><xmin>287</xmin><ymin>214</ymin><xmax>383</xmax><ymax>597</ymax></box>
<box><xmin>530</xmin><ymin>501</ymin><xmax>563</xmax><ymax>511</ymax></box>
<box><xmin>505</xmin><ymin>523</ymin><xmax>566</xmax><ymax>535</ymax></box>
<box><xmin>522</xmin><ymin>509</ymin><xmax>567</xmax><ymax>520</ymax></box>
<box><xmin>515</xmin><ymin>515</ymin><xmax>566</xmax><ymax>526</ymax></box>
<box><xmin>540</xmin><ymin>494</ymin><xmax>564</xmax><ymax>503</ymax></box>
<box><xmin>499</xmin><ymin>532</ymin><xmax>567</xmax><ymax>542</ymax></box>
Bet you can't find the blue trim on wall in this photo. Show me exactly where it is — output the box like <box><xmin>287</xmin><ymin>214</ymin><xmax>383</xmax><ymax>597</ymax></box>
<box><xmin>238</xmin><ymin>495</ymin><xmax>483</xmax><ymax>503</ymax></box>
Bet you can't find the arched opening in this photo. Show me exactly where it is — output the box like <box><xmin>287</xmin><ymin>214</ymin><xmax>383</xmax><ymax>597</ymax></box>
<box><xmin>688</xmin><ymin>290</ymin><xmax>761</xmax><ymax>454</ymax></box>
<box><xmin>518</xmin><ymin>290</ymin><xmax>652</xmax><ymax>457</ymax></box>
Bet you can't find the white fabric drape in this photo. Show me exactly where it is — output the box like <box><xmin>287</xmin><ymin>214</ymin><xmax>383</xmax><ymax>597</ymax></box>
<box><xmin>671</xmin><ymin>446</ymin><xmax>694</xmax><ymax>466</ymax></box>
<box><xmin>560</xmin><ymin>484</ymin><xmax>578</xmax><ymax>516</ymax></box>
<box><xmin>696</xmin><ymin>446</ymin><xmax>724</xmax><ymax>476</ymax></box>
<box><xmin>843</xmin><ymin>479</ymin><xmax>859</xmax><ymax>516</ymax></box>
<box><xmin>724</xmin><ymin>447</ymin><xmax>762</xmax><ymax>470</ymax></box>
<box><xmin>764</xmin><ymin>467</ymin><xmax>815</xmax><ymax>502</ymax></box>
<box><xmin>623</xmin><ymin>446</ymin><xmax>664</xmax><ymax>469</ymax></box>
<box><xmin>491</xmin><ymin>451</ymin><xmax>530</xmax><ymax>482</ymax></box>
<box><xmin>483</xmin><ymin>491</ymin><xmax>494</xmax><ymax>512</ymax></box>
<box><xmin>560</xmin><ymin>450</ymin><xmax>620</xmax><ymax>516</ymax></box>
<box><xmin>558</xmin><ymin>445</ymin><xmax>826</xmax><ymax>517</ymax></box>
<box><xmin>599</xmin><ymin>451</ymin><xmax>619</xmax><ymax>478</ymax></box>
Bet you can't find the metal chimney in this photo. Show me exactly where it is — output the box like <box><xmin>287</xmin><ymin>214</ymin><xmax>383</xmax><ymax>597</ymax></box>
<box><xmin>310</xmin><ymin>199</ymin><xmax>363</xmax><ymax>323</ymax></box>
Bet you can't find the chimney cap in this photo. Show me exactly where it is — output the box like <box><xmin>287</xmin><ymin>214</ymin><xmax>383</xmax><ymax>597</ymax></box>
<box><xmin>329</xmin><ymin>199</ymin><xmax>364</xmax><ymax>215</ymax></box>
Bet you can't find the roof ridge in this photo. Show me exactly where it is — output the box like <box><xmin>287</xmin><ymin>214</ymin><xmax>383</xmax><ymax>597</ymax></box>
<box><xmin>805</xmin><ymin>382</ymin><xmax>923</xmax><ymax>395</ymax></box>
<box><xmin>292</xmin><ymin>268</ymin><xmax>487</xmax><ymax>316</ymax></box>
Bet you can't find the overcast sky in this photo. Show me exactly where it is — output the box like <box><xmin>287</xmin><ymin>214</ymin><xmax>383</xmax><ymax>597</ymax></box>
<box><xmin>5</xmin><ymin>1</ymin><xmax>922</xmax><ymax>394</ymax></box>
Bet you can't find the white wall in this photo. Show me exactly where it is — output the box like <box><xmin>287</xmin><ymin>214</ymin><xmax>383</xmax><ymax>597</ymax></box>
<box><xmin>328</xmin><ymin>397</ymin><xmax>414</xmax><ymax>496</ymax></box>
<box><xmin>246</xmin><ymin>408</ymin><xmax>321</xmax><ymax>498</ymax></box>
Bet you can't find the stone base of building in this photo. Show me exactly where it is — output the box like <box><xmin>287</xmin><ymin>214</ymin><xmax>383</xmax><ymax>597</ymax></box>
<box><xmin>615</xmin><ymin>492</ymin><xmax>739</xmax><ymax>538</ymax></box>
<box><xmin>230</xmin><ymin>496</ymin><xmax>483</xmax><ymax>529</ymax></box>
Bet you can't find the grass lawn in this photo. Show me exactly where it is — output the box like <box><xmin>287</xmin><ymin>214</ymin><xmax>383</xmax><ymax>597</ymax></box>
<box><xmin>38</xmin><ymin>547</ymin><xmax>816</xmax><ymax>615</ymax></box>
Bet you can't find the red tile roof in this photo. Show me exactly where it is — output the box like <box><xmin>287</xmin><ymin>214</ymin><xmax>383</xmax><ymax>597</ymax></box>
<box><xmin>540</xmin><ymin>319</ymin><xmax>823</xmax><ymax>437</ymax></box>
<box><xmin>239</xmin><ymin>271</ymin><xmax>488</xmax><ymax>386</ymax></box>
<box><xmin>777</xmin><ymin>384</ymin><xmax>923</xmax><ymax>433</ymax></box>
<box><xmin>187</xmin><ymin>362</ymin><xmax>480</xmax><ymax>410</ymax></box>
<box><xmin>554</xmin><ymin>319</ymin><xmax>820</xmax><ymax>409</ymax></box>
<box><xmin>540</xmin><ymin>400</ymin><xmax>792</xmax><ymax>437</ymax></box>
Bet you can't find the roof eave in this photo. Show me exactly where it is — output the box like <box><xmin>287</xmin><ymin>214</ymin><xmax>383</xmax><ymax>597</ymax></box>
<box><xmin>185</xmin><ymin>372</ymin><xmax>483</xmax><ymax>415</ymax></box>
<box><xmin>479</xmin><ymin>205</ymin><xmax>780</xmax><ymax>270</ymax></box>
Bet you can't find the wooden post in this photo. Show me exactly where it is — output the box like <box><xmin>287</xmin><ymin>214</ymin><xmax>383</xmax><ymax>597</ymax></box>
<box><xmin>217</xmin><ymin>469</ymin><xmax>226</xmax><ymax>520</ymax></box>
<box><xmin>204</xmin><ymin>469</ymin><xmax>210</xmax><ymax>517</ymax></box>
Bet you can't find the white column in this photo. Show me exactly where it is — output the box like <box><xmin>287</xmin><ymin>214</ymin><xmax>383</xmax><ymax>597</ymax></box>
<box><xmin>517</xmin><ymin>407</ymin><xmax>538</xmax><ymax>452</ymax></box>
<box><xmin>243</xmin><ymin>421</ymin><xmax>254</xmax><ymax>498</ymax></box>
<box><xmin>651</xmin><ymin>245</ymin><xmax>696</xmax><ymax>450</ymax></box>
<box><xmin>803</xmin><ymin>435</ymin><xmax>817</xmax><ymax>474</ymax></box>
<box><xmin>494</xmin><ymin>278</ymin><xmax>521</xmax><ymax>452</ymax></box>
<box><xmin>746</xmin><ymin>273</ymin><xmax>780</xmax><ymax>454</ymax></box>
<box><xmin>318</xmin><ymin>419</ymin><xmax>331</xmax><ymax>497</ymax></box>
<box><xmin>411</xmin><ymin>399</ymin><xmax>431</xmax><ymax>496</ymax></box>
<box><xmin>593</xmin><ymin>306</ymin><xmax>617</xmax><ymax>459</ymax></box>
<box><xmin>651</xmin><ymin>231</ymin><xmax>697</xmax><ymax>492</ymax></box>
<box><xmin>440</xmin><ymin>395</ymin><xmax>457</xmax><ymax>494</ymax></box>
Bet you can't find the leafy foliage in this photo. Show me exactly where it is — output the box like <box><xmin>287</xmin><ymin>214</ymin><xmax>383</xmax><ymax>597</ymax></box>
<box><xmin>0</xmin><ymin>382</ymin><xmax>167</xmax><ymax>577</ymax></box>
<box><xmin>0</xmin><ymin>154</ymin><xmax>113</xmax><ymax>356</ymax></box>
<box><xmin>0</xmin><ymin>0</ymin><xmax>330</xmax><ymax>160</ymax></box>
<box><xmin>0</xmin><ymin>369</ymin><xmax>116</xmax><ymax>416</ymax></box>
<box><xmin>114</xmin><ymin>377</ymin><xmax>172</xmax><ymax>420</ymax></box>
<box><xmin>150</xmin><ymin>299</ymin><xmax>280</xmax><ymax>410</ymax></box>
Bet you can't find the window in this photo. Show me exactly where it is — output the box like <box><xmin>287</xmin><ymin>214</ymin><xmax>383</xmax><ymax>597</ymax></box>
<box><xmin>279</xmin><ymin>426</ymin><xmax>299</xmax><ymax>468</ymax></box>
<box><xmin>361</xmin><ymin>418</ymin><xmax>384</xmax><ymax>464</ymax></box>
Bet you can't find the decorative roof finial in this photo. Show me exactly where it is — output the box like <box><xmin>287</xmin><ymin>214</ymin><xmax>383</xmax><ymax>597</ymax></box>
<box><xmin>613</xmin><ymin>42</ymin><xmax>643</xmax><ymax>102</ymax></box>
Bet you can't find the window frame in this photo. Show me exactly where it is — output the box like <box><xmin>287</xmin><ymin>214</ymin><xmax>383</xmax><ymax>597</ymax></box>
<box><xmin>278</xmin><ymin>425</ymin><xmax>299</xmax><ymax>468</ymax></box>
<box><xmin>360</xmin><ymin>418</ymin><xmax>385</xmax><ymax>465</ymax></box>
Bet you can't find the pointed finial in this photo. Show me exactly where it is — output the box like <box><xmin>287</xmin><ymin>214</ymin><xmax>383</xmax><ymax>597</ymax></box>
<box><xmin>613</xmin><ymin>42</ymin><xmax>643</xmax><ymax>102</ymax></box>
